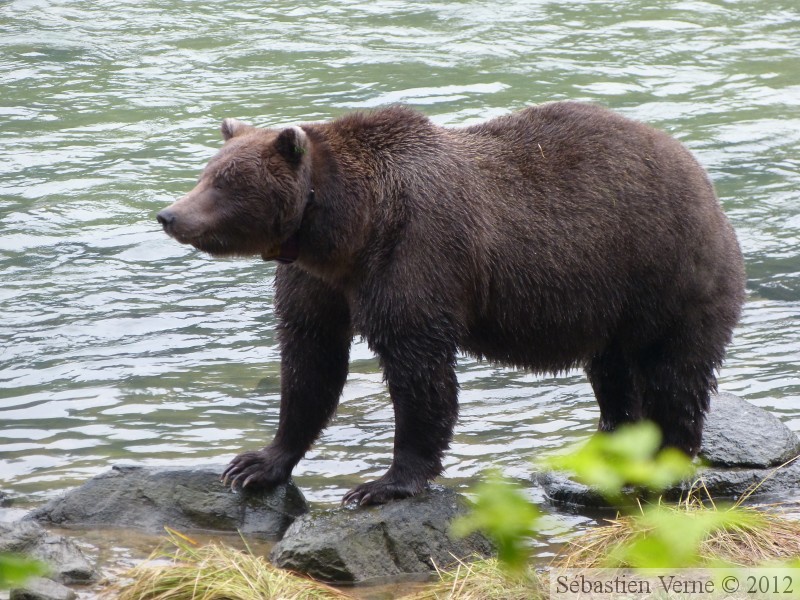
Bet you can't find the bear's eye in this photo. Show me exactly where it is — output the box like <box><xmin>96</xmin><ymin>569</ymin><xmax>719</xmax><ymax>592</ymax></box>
<box><xmin>212</xmin><ymin>168</ymin><xmax>234</xmax><ymax>191</ymax></box>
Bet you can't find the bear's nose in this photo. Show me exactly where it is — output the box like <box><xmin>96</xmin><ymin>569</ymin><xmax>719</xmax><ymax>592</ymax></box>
<box><xmin>157</xmin><ymin>209</ymin><xmax>176</xmax><ymax>230</ymax></box>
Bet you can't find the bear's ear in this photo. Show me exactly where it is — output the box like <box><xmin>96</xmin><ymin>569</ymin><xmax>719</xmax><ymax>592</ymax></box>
<box><xmin>274</xmin><ymin>126</ymin><xmax>309</xmax><ymax>168</ymax></box>
<box><xmin>220</xmin><ymin>118</ymin><xmax>252</xmax><ymax>141</ymax></box>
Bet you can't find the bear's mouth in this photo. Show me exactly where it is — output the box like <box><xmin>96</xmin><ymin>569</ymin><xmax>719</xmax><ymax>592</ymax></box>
<box><xmin>262</xmin><ymin>233</ymin><xmax>300</xmax><ymax>264</ymax></box>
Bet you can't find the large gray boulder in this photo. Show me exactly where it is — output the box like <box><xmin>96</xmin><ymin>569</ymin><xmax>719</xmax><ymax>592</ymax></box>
<box><xmin>28</xmin><ymin>465</ymin><xmax>307</xmax><ymax>540</ymax></box>
<box><xmin>538</xmin><ymin>393</ymin><xmax>800</xmax><ymax>507</ymax></box>
<box><xmin>0</xmin><ymin>521</ymin><xmax>96</xmax><ymax>585</ymax></box>
<box><xmin>700</xmin><ymin>393</ymin><xmax>800</xmax><ymax>468</ymax></box>
<box><xmin>270</xmin><ymin>486</ymin><xmax>493</xmax><ymax>583</ymax></box>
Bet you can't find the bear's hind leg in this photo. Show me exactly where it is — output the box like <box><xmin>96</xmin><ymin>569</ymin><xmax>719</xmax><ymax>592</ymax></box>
<box><xmin>636</xmin><ymin>332</ymin><xmax>723</xmax><ymax>457</ymax></box>
<box><xmin>586</xmin><ymin>343</ymin><xmax>643</xmax><ymax>432</ymax></box>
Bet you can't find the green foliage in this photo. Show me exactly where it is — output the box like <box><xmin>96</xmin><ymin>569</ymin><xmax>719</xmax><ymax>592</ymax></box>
<box><xmin>451</xmin><ymin>472</ymin><xmax>542</xmax><ymax>572</ymax></box>
<box><xmin>540</xmin><ymin>422</ymin><xmax>696</xmax><ymax>501</ymax></box>
<box><xmin>456</xmin><ymin>422</ymin><xmax>800</xmax><ymax>576</ymax></box>
<box><xmin>539</xmin><ymin>422</ymin><xmax>768</xmax><ymax>569</ymax></box>
<box><xmin>0</xmin><ymin>553</ymin><xmax>48</xmax><ymax>590</ymax></box>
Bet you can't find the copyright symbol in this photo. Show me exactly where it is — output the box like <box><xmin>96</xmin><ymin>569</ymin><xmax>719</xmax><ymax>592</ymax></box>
<box><xmin>722</xmin><ymin>576</ymin><xmax>739</xmax><ymax>593</ymax></box>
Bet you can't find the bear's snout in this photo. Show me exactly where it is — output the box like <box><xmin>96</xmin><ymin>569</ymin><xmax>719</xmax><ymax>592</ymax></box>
<box><xmin>156</xmin><ymin>209</ymin><xmax>176</xmax><ymax>232</ymax></box>
<box><xmin>156</xmin><ymin>191</ymin><xmax>238</xmax><ymax>255</ymax></box>
<box><xmin>157</xmin><ymin>188</ymin><xmax>218</xmax><ymax>244</ymax></box>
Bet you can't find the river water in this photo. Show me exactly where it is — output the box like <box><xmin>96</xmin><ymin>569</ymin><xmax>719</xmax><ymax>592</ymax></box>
<box><xmin>1</xmin><ymin>0</ymin><xmax>799</xmax><ymax>530</ymax></box>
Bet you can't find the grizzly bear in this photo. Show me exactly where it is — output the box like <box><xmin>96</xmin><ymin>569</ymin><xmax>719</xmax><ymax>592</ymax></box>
<box><xmin>157</xmin><ymin>102</ymin><xmax>746</xmax><ymax>505</ymax></box>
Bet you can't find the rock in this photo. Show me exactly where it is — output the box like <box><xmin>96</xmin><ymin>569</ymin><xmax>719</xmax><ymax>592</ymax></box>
<box><xmin>537</xmin><ymin>393</ymin><xmax>800</xmax><ymax>508</ymax></box>
<box><xmin>534</xmin><ymin>471</ymin><xmax>616</xmax><ymax>509</ymax></box>
<box><xmin>1</xmin><ymin>490</ymin><xmax>9</xmax><ymax>506</ymax></box>
<box><xmin>700</xmin><ymin>392</ymin><xmax>800</xmax><ymax>468</ymax></box>
<box><xmin>270</xmin><ymin>486</ymin><xmax>493</xmax><ymax>583</ymax></box>
<box><xmin>28</xmin><ymin>465</ymin><xmax>308</xmax><ymax>540</ymax></box>
<box><xmin>10</xmin><ymin>578</ymin><xmax>76</xmax><ymax>600</ymax></box>
<box><xmin>0</xmin><ymin>521</ymin><xmax>96</xmax><ymax>584</ymax></box>
<box><xmin>679</xmin><ymin>460</ymin><xmax>800</xmax><ymax>498</ymax></box>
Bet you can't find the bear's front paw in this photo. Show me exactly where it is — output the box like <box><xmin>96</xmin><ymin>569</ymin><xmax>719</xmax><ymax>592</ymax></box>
<box><xmin>341</xmin><ymin>475</ymin><xmax>426</xmax><ymax>506</ymax></box>
<box><xmin>220</xmin><ymin>448</ymin><xmax>292</xmax><ymax>491</ymax></box>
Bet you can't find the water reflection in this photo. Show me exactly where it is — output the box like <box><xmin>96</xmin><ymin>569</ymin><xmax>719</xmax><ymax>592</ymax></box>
<box><xmin>0</xmin><ymin>0</ymin><xmax>798</xmax><ymax>519</ymax></box>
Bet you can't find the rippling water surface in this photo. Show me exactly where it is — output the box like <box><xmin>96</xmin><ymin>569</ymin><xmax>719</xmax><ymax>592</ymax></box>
<box><xmin>1</xmin><ymin>0</ymin><xmax>799</xmax><ymax>523</ymax></box>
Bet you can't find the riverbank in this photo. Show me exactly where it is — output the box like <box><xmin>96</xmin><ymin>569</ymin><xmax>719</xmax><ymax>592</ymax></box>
<box><xmin>3</xmin><ymin>394</ymin><xmax>799</xmax><ymax>599</ymax></box>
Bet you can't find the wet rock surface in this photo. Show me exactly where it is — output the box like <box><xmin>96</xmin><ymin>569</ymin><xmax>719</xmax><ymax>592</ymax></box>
<box><xmin>27</xmin><ymin>464</ymin><xmax>308</xmax><ymax>540</ymax></box>
<box><xmin>537</xmin><ymin>393</ymin><xmax>800</xmax><ymax>508</ymax></box>
<box><xmin>701</xmin><ymin>393</ymin><xmax>800</xmax><ymax>468</ymax></box>
<box><xmin>7</xmin><ymin>393</ymin><xmax>796</xmax><ymax>591</ymax></box>
<box><xmin>0</xmin><ymin>521</ymin><xmax>97</xmax><ymax>585</ymax></box>
<box><xmin>270</xmin><ymin>486</ymin><xmax>494</xmax><ymax>583</ymax></box>
<box><xmin>8</xmin><ymin>577</ymin><xmax>77</xmax><ymax>600</ymax></box>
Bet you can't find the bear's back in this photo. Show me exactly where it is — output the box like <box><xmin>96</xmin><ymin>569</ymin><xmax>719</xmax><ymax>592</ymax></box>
<box><xmin>443</xmin><ymin>103</ymin><xmax>743</xmax><ymax>366</ymax></box>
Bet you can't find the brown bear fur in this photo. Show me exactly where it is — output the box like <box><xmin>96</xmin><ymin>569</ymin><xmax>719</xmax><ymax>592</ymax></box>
<box><xmin>158</xmin><ymin>102</ymin><xmax>746</xmax><ymax>505</ymax></box>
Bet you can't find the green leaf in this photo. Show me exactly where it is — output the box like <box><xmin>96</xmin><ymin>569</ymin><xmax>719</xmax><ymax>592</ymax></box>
<box><xmin>451</xmin><ymin>472</ymin><xmax>542</xmax><ymax>572</ymax></box>
<box><xmin>607</xmin><ymin>504</ymin><xmax>765</xmax><ymax>569</ymax></box>
<box><xmin>540</xmin><ymin>422</ymin><xmax>696</xmax><ymax>500</ymax></box>
<box><xmin>0</xmin><ymin>554</ymin><xmax>49</xmax><ymax>589</ymax></box>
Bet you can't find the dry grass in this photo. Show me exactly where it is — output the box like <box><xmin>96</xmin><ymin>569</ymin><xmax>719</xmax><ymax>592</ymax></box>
<box><xmin>413</xmin><ymin>496</ymin><xmax>800</xmax><ymax>600</ymax></box>
<box><xmin>106</xmin><ymin>461</ymin><xmax>800</xmax><ymax>600</ymax></box>
<box><xmin>705</xmin><ymin>507</ymin><xmax>800</xmax><ymax>565</ymax></box>
<box><xmin>555</xmin><ymin>480</ymin><xmax>800</xmax><ymax>570</ymax></box>
<box><xmin>408</xmin><ymin>556</ymin><xmax>545</xmax><ymax>600</ymax></box>
<box><xmin>110</xmin><ymin>529</ymin><xmax>349</xmax><ymax>600</ymax></box>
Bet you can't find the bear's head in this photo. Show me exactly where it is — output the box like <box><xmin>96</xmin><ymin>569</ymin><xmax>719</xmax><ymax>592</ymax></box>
<box><xmin>157</xmin><ymin>119</ymin><xmax>313</xmax><ymax>262</ymax></box>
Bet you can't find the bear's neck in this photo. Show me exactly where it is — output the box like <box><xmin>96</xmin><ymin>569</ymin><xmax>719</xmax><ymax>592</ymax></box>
<box><xmin>294</xmin><ymin>110</ymin><xmax>440</xmax><ymax>286</ymax></box>
<box><xmin>291</xmin><ymin>125</ymin><xmax>375</xmax><ymax>285</ymax></box>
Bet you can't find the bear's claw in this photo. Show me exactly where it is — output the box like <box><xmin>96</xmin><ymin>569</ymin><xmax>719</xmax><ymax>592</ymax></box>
<box><xmin>221</xmin><ymin>449</ymin><xmax>291</xmax><ymax>491</ymax></box>
<box><xmin>341</xmin><ymin>477</ymin><xmax>423</xmax><ymax>506</ymax></box>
